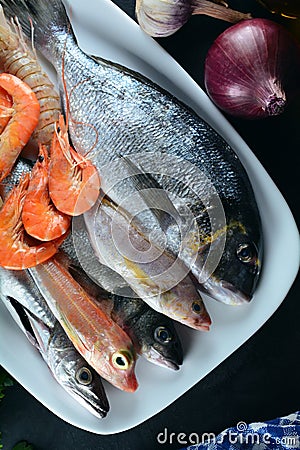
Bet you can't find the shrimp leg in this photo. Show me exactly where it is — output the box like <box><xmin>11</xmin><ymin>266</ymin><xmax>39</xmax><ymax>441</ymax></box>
<box><xmin>0</xmin><ymin>173</ymin><xmax>67</xmax><ymax>270</ymax></box>
<box><xmin>49</xmin><ymin>115</ymin><xmax>100</xmax><ymax>216</ymax></box>
<box><xmin>0</xmin><ymin>73</ymin><xmax>40</xmax><ymax>182</ymax></box>
<box><xmin>22</xmin><ymin>144</ymin><xmax>71</xmax><ymax>241</ymax></box>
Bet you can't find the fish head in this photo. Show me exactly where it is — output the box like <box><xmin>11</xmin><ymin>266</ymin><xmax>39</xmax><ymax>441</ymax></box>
<box><xmin>198</xmin><ymin>220</ymin><xmax>262</xmax><ymax>305</ymax></box>
<box><xmin>57</xmin><ymin>360</ymin><xmax>110</xmax><ymax>418</ymax></box>
<box><xmin>106</xmin><ymin>346</ymin><xmax>139</xmax><ymax>393</ymax></box>
<box><xmin>64</xmin><ymin>330</ymin><xmax>138</xmax><ymax>393</ymax></box>
<box><xmin>49</xmin><ymin>326</ymin><xmax>110</xmax><ymax>418</ymax></box>
<box><xmin>159</xmin><ymin>279</ymin><xmax>211</xmax><ymax>331</ymax></box>
<box><xmin>131</xmin><ymin>309</ymin><xmax>183</xmax><ymax>370</ymax></box>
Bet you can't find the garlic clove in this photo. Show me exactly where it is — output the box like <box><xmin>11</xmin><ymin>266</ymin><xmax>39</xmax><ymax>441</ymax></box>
<box><xmin>135</xmin><ymin>0</ymin><xmax>191</xmax><ymax>37</ymax></box>
<box><xmin>136</xmin><ymin>0</ymin><xmax>251</xmax><ymax>38</ymax></box>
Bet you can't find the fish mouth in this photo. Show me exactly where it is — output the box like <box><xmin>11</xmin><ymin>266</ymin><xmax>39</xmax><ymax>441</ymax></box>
<box><xmin>193</xmin><ymin>322</ymin><xmax>211</xmax><ymax>331</ymax></box>
<box><xmin>90</xmin><ymin>405</ymin><xmax>109</xmax><ymax>419</ymax></box>
<box><xmin>120</xmin><ymin>373</ymin><xmax>139</xmax><ymax>393</ymax></box>
<box><xmin>200</xmin><ymin>277</ymin><xmax>251</xmax><ymax>305</ymax></box>
<box><xmin>146</xmin><ymin>347</ymin><xmax>181</xmax><ymax>371</ymax></box>
<box><xmin>70</xmin><ymin>390</ymin><xmax>110</xmax><ymax>419</ymax></box>
<box><xmin>189</xmin><ymin>309</ymin><xmax>212</xmax><ymax>331</ymax></box>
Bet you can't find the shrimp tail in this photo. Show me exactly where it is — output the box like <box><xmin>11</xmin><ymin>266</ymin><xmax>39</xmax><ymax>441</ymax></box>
<box><xmin>0</xmin><ymin>0</ymin><xmax>75</xmax><ymax>64</ymax></box>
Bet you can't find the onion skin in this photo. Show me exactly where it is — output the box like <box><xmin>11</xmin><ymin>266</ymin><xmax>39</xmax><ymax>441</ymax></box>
<box><xmin>204</xmin><ymin>18</ymin><xmax>300</xmax><ymax>119</ymax></box>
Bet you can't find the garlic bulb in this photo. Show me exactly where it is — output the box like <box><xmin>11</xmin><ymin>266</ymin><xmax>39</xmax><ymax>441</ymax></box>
<box><xmin>136</xmin><ymin>0</ymin><xmax>251</xmax><ymax>38</ymax></box>
<box><xmin>136</xmin><ymin>0</ymin><xmax>190</xmax><ymax>37</ymax></box>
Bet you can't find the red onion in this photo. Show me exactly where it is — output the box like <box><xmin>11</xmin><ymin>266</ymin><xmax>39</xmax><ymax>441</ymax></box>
<box><xmin>204</xmin><ymin>18</ymin><xmax>300</xmax><ymax>119</ymax></box>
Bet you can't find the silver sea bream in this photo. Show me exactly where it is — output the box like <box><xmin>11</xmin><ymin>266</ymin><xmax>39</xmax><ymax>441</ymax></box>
<box><xmin>83</xmin><ymin>195</ymin><xmax>211</xmax><ymax>330</ymax></box>
<box><xmin>0</xmin><ymin>0</ymin><xmax>263</xmax><ymax>306</ymax></box>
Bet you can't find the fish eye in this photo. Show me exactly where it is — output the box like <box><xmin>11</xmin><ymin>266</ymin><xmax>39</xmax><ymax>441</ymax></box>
<box><xmin>236</xmin><ymin>243</ymin><xmax>257</xmax><ymax>264</ymax></box>
<box><xmin>191</xmin><ymin>301</ymin><xmax>203</xmax><ymax>314</ymax></box>
<box><xmin>154</xmin><ymin>326</ymin><xmax>172</xmax><ymax>344</ymax></box>
<box><xmin>75</xmin><ymin>367</ymin><xmax>93</xmax><ymax>385</ymax></box>
<box><xmin>112</xmin><ymin>350</ymin><xmax>133</xmax><ymax>370</ymax></box>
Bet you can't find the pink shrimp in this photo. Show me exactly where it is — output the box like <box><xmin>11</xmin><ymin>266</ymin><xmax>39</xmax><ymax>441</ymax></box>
<box><xmin>22</xmin><ymin>144</ymin><xmax>71</xmax><ymax>241</ymax></box>
<box><xmin>0</xmin><ymin>6</ymin><xmax>61</xmax><ymax>149</ymax></box>
<box><xmin>0</xmin><ymin>85</ymin><xmax>12</xmax><ymax>134</ymax></box>
<box><xmin>0</xmin><ymin>73</ymin><xmax>40</xmax><ymax>182</ymax></box>
<box><xmin>0</xmin><ymin>173</ymin><xmax>67</xmax><ymax>270</ymax></box>
<box><xmin>48</xmin><ymin>114</ymin><xmax>101</xmax><ymax>216</ymax></box>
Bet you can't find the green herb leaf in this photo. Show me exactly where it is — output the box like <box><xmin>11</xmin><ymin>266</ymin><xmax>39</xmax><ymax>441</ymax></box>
<box><xmin>0</xmin><ymin>366</ymin><xmax>13</xmax><ymax>404</ymax></box>
<box><xmin>12</xmin><ymin>441</ymin><xmax>34</xmax><ymax>450</ymax></box>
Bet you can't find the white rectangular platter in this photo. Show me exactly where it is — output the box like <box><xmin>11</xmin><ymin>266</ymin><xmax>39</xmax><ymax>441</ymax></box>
<box><xmin>0</xmin><ymin>0</ymin><xmax>299</xmax><ymax>435</ymax></box>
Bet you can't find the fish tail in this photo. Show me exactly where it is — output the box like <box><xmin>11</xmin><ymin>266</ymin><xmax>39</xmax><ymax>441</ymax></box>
<box><xmin>0</xmin><ymin>0</ymin><xmax>75</xmax><ymax>64</ymax></box>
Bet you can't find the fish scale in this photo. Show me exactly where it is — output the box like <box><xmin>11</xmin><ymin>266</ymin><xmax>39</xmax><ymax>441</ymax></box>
<box><xmin>65</xmin><ymin>49</ymin><xmax>246</xmax><ymax>205</ymax></box>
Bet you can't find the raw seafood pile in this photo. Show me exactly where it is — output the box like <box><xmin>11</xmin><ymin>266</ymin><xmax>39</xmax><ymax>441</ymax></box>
<box><xmin>0</xmin><ymin>0</ymin><xmax>262</xmax><ymax>419</ymax></box>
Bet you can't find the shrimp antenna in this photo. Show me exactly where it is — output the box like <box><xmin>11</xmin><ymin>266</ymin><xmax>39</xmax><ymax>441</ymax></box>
<box><xmin>60</xmin><ymin>22</ymin><xmax>99</xmax><ymax>160</ymax></box>
<box><xmin>68</xmin><ymin>78</ymin><xmax>99</xmax><ymax>157</ymax></box>
<box><xmin>61</xmin><ymin>33</ymin><xmax>70</xmax><ymax>128</ymax></box>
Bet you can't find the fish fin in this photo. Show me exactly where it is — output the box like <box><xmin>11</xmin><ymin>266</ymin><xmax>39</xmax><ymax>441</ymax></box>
<box><xmin>25</xmin><ymin>313</ymin><xmax>52</xmax><ymax>356</ymax></box>
<box><xmin>57</xmin><ymin>307</ymin><xmax>90</xmax><ymax>354</ymax></box>
<box><xmin>0</xmin><ymin>0</ymin><xmax>75</xmax><ymax>63</ymax></box>
<box><xmin>5</xmin><ymin>296</ymin><xmax>40</xmax><ymax>349</ymax></box>
<box><xmin>120</xmin><ymin>155</ymin><xmax>180</xmax><ymax>231</ymax></box>
<box><xmin>8</xmin><ymin>295</ymin><xmax>52</xmax><ymax>354</ymax></box>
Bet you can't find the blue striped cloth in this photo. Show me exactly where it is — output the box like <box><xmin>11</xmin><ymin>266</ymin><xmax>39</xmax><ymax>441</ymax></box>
<box><xmin>181</xmin><ymin>411</ymin><xmax>300</xmax><ymax>450</ymax></box>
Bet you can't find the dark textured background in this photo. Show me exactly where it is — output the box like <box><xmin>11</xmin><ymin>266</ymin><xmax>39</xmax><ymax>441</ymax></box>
<box><xmin>0</xmin><ymin>0</ymin><xmax>299</xmax><ymax>449</ymax></box>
